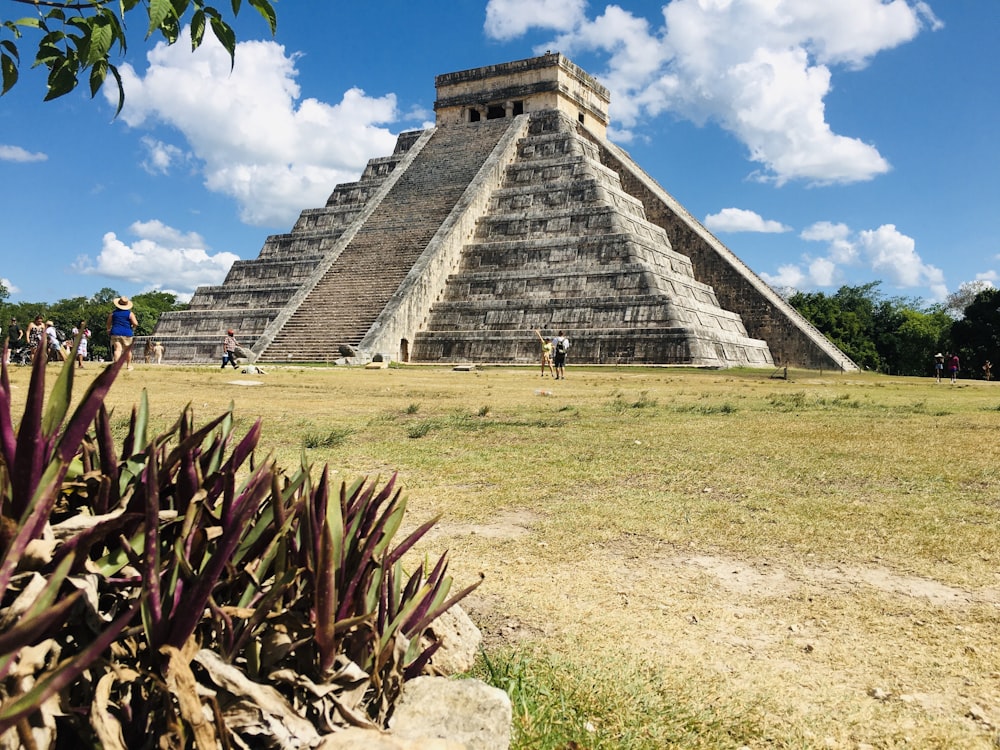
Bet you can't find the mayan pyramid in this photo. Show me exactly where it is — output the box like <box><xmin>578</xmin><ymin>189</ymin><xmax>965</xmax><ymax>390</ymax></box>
<box><xmin>152</xmin><ymin>53</ymin><xmax>856</xmax><ymax>371</ymax></box>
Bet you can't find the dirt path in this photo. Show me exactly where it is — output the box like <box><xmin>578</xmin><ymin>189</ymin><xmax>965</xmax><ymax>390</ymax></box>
<box><xmin>444</xmin><ymin>510</ymin><xmax>1000</xmax><ymax>748</ymax></box>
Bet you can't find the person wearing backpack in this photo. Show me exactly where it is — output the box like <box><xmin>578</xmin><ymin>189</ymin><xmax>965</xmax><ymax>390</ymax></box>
<box><xmin>552</xmin><ymin>331</ymin><xmax>570</xmax><ymax>379</ymax></box>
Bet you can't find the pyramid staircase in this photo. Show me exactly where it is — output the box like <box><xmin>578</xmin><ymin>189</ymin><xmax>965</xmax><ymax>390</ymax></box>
<box><xmin>150</xmin><ymin>132</ymin><xmax>423</xmax><ymax>362</ymax></box>
<box><xmin>253</xmin><ymin>119</ymin><xmax>511</xmax><ymax>362</ymax></box>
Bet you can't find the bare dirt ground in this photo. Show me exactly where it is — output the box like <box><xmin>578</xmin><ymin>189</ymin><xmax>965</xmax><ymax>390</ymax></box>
<box><xmin>446</xmin><ymin>509</ymin><xmax>1000</xmax><ymax>749</ymax></box>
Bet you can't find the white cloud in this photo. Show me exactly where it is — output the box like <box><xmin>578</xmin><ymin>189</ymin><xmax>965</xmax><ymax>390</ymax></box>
<box><xmin>485</xmin><ymin>0</ymin><xmax>940</xmax><ymax>185</ymax></box>
<box><xmin>704</xmin><ymin>208</ymin><xmax>790</xmax><ymax>234</ymax></box>
<box><xmin>108</xmin><ymin>33</ymin><xmax>399</xmax><ymax>226</ymax></box>
<box><xmin>0</xmin><ymin>145</ymin><xmax>47</xmax><ymax>163</ymax></box>
<box><xmin>140</xmin><ymin>137</ymin><xmax>187</xmax><ymax>175</ymax></box>
<box><xmin>768</xmin><ymin>220</ymin><xmax>946</xmax><ymax>299</ymax></box>
<box><xmin>1</xmin><ymin>277</ymin><xmax>20</xmax><ymax>295</ymax></box>
<box><xmin>858</xmin><ymin>224</ymin><xmax>946</xmax><ymax>298</ymax></box>
<box><xmin>484</xmin><ymin>0</ymin><xmax>586</xmax><ymax>40</ymax></box>
<box><xmin>73</xmin><ymin>220</ymin><xmax>238</xmax><ymax>295</ymax></box>
<box><xmin>762</xmin><ymin>263</ymin><xmax>806</xmax><ymax>290</ymax></box>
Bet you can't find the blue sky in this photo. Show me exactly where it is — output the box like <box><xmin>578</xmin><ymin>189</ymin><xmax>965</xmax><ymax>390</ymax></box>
<box><xmin>1</xmin><ymin>0</ymin><xmax>997</xmax><ymax>308</ymax></box>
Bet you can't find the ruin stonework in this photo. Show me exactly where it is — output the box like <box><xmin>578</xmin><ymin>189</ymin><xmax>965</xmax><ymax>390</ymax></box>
<box><xmin>153</xmin><ymin>53</ymin><xmax>856</xmax><ymax>371</ymax></box>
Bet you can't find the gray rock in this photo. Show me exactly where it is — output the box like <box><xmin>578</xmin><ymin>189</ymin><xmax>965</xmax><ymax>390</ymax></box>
<box><xmin>427</xmin><ymin>606</ymin><xmax>482</xmax><ymax>676</ymax></box>
<box><xmin>390</xmin><ymin>677</ymin><xmax>511</xmax><ymax>750</ymax></box>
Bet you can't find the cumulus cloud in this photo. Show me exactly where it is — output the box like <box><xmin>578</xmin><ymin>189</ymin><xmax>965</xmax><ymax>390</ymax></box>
<box><xmin>140</xmin><ymin>137</ymin><xmax>188</xmax><ymax>175</ymax></box>
<box><xmin>74</xmin><ymin>220</ymin><xmax>239</xmax><ymax>296</ymax></box>
<box><xmin>108</xmin><ymin>33</ymin><xmax>399</xmax><ymax>226</ymax></box>
<box><xmin>762</xmin><ymin>220</ymin><xmax>946</xmax><ymax>300</ymax></box>
<box><xmin>0</xmin><ymin>145</ymin><xmax>47</xmax><ymax>163</ymax></box>
<box><xmin>485</xmin><ymin>0</ymin><xmax>586</xmax><ymax>40</ymax></box>
<box><xmin>485</xmin><ymin>0</ymin><xmax>941</xmax><ymax>184</ymax></box>
<box><xmin>704</xmin><ymin>208</ymin><xmax>790</xmax><ymax>234</ymax></box>
<box><xmin>1</xmin><ymin>277</ymin><xmax>19</xmax><ymax>295</ymax></box>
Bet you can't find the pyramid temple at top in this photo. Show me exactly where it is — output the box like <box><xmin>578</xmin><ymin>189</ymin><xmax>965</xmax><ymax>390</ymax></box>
<box><xmin>153</xmin><ymin>53</ymin><xmax>856</xmax><ymax>371</ymax></box>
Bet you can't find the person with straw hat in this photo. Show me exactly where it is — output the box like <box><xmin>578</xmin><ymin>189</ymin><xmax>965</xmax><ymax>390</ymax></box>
<box><xmin>106</xmin><ymin>295</ymin><xmax>138</xmax><ymax>370</ymax></box>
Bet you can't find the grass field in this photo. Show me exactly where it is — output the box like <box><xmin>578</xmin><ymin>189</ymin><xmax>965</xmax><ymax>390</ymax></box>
<box><xmin>8</xmin><ymin>361</ymin><xmax>1000</xmax><ymax>748</ymax></box>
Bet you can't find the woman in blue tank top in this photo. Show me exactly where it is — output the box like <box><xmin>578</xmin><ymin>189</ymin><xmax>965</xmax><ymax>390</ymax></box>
<box><xmin>106</xmin><ymin>296</ymin><xmax>138</xmax><ymax>370</ymax></box>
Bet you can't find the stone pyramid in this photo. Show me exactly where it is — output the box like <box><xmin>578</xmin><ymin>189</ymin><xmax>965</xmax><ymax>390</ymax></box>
<box><xmin>153</xmin><ymin>53</ymin><xmax>856</xmax><ymax>371</ymax></box>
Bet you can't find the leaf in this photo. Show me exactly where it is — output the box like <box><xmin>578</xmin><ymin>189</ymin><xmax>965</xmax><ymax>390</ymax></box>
<box><xmin>44</xmin><ymin>61</ymin><xmax>79</xmax><ymax>101</ymax></box>
<box><xmin>107</xmin><ymin>63</ymin><xmax>125</xmax><ymax>118</ymax></box>
<box><xmin>86</xmin><ymin>16</ymin><xmax>115</xmax><ymax>66</ymax></box>
<box><xmin>248</xmin><ymin>0</ymin><xmax>277</xmax><ymax>35</ymax></box>
<box><xmin>190</xmin><ymin>9</ymin><xmax>206</xmax><ymax>50</ymax></box>
<box><xmin>146</xmin><ymin>0</ymin><xmax>175</xmax><ymax>38</ymax></box>
<box><xmin>0</xmin><ymin>598</ymin><xmax>140</xmax><ymax>735</ymax></box>
<box><xmin>89</xmin><ymin>61</ymin><xmax>108</xmax><ymax>98</ymax></box>
<box><xmin>209</xmin><ymin>17</ymin><xmax>236</xmax><ymax>68</ymax></box>
<box><xmin>0</xmin><ymin>54</ymin><xmax>13</xmax><ymax>99</ymax></box>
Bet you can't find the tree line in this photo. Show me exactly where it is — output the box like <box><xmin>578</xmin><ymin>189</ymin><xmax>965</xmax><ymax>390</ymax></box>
<box><xmin>0</xmin><ymin>284</ymin><xmax>186</xmax><ymax>361</ymax></box>
<box><xmin>787</xmin><ymin>281</ymin><xmax>998</xmax><ymax>378</ymax></box>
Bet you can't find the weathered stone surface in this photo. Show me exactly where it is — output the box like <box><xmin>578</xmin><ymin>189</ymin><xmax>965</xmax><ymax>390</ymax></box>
<box><xmin>314</xmin><ymin>728</ymin><xmax>465</xmax><ymax>750</ymax></box>
<box><xmin>426</xmin><ymin>605</ymin><xmax>482</xmax><ymax>676</ymax></box>
<box><xmin>389</xmin><ymin>677</ymin><xmax>512</xmax><ymax>750</ymax></box>
<box><xmin>153</xmin><ymin>53</ymin><xmax>855</xmax><ymax>371</ymax></box>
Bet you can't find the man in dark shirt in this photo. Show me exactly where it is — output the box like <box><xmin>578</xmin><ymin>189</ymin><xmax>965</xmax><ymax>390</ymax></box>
<box><xmin>4</xmin><ymin>317</ymin><xmax>23</xmax><ymax>362</ymax></box>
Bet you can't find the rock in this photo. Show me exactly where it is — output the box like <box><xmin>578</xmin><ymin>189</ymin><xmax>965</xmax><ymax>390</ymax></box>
<box><xmin>427</xmin><ymin>606</ymin><xmax>482</xmax><ymax>675</ymax></box>
<box><xmin>389</xmin><ymin>677</ymin><xmax>511</xmax><ymax>750</ymax></box>
<box><xmin>338</xmin><ymin>345</ymin><xmax>356</xmax><ymax>358</ymax></box>
<box><xmin>314</xmin><ymin>728</ymin><xmax>464</xmax><ymax>749</ymax></box>
<box><xmin>867</xmin><ymin>687</ymin><xmax>890</xmax><ymax>702</ymax></box>
<box><xmin>968</xmin><ymin>703</ymin><xmax>995</xmax><ymax>728</ymax></box>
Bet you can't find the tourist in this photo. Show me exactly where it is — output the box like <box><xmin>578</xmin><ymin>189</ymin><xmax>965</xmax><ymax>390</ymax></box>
<box><xmin>551</xmin><ymin>330</ymin><xmax>570</xmax><ymax>380</ymax></box>
<box><xmin>106</xmin><ymin>296</ymin><xmax>138</xmax><ymax>370</ymax></box>
<box><xmin>144</xmin><ymin>338</ymin><xmax>155</xmax><ymax>364</ymax></box>
<box><xmin>72</xmin><ymin>320</ymin><xmax>91</xmax><ymax>368</ymax></box>
<box><xmin>534</xmin><ymin>329</ymin><xmax>555</xmax><ymax>377</ymax></box>
<box><xmin>933</xmin><ymin>353</ymin><xmax>944</xmax><ymax>383</ymax></box>
<box><xmin>948</xmin><ymin>352</ymin><xmax>960</xmax><ymax>384</ymax></box>
<box><xmin>221</xmin><ymin>329</ymin><xmax>240</xmax><ymax>369</ymax></box>
<box><xmin>153</xmin><ymin>341</ymin><xmax>164</xmax><ymax>364</ymax></box>
<box><xmin>45</xmin><ymin>320</ymin><xmax>63</xmax><ymax>361</ymax></box>
<box><xmin>4</xmin><ymin>317</ymin><xmax>22</xmax><ymax>364</ymax></box>
<box><xmin>26</xmin><ymin>315</ymin><xmax>44</xmax><ymax>357</ymax></box>
<box><xmin>983</xmin><ymin>360</ymin><xmax>992</xmax><ymax>382</ymax></box>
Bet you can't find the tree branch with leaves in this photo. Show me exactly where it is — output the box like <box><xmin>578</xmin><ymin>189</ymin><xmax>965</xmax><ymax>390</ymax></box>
<box><xmin>1</xmin><ymin>0</ymin><xmax>276</xmax><ymax>114</ymax></box>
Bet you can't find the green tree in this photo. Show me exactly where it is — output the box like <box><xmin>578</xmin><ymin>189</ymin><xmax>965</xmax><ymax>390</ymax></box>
<box><xmin>1</xmin><ymin>0</ymin><xmax>276</xmax><ymax>113</ymax></box>
<box><xmin>788</xmin><ymin>283</ymin><xmax>882</xmax><ymax>370</ymax></box>
<box><xmin>789</xmin><ymin>282</ymin><xmax>952</xmax><ymax>376</ymax></box>
<box><xmin>950</xmin><ymin>287</ymin><xmax>1000</xmax><ymax>378</ymax></box>
<box><xmin>879</xmin><ymin>306</ymin><xmax>952</xmax><ymax>376</ymax></box>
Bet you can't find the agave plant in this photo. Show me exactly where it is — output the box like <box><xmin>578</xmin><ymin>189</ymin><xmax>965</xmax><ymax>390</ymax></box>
<box><xmin>0</xmin><ymin>341</ymin><xmax>483</xmax><ymax>748</ymax></box>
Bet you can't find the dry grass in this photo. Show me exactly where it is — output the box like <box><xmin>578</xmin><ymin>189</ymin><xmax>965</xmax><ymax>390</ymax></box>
<box><xmin>9</xmin><ymin>362</ymin><xmax>1000</xmax><ymax>748</ymax></box>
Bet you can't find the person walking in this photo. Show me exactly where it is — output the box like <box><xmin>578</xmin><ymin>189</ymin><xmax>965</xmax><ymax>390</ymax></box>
<box><xmin>153</xmin><ymin>341</ymin><xmax>164</xmax><ymax>364</ymax></box>
<box><xmin>933</xmin><ymin>352</ymin><xmax>944</xmax><ymax>383</ymax></box>
<box><xmin>551</xmin><ymin>330</ymin><xmax>570</xmax><ymax>380</ymax></box>
<box><xmin>72</xmin><ymin>320</ymin><xmax>91</xmax><ymax>368</ymax></box>
<box><xmin>106</xmin><ymin>296</ymin><xmax>138</xmax><ymax>370</ymax></box>
<box><xmin>44</xmin><ymin>320</ymin><xmax>63</xmax><ymax>361</ymax></box>
<box><xmin>221</xmin><ymin>329</ymin><xmax>240</xmax><ymax>369</ymax></box>
<box><xmin>534</xmin><ymin>329</ymin><xmax>556</xmax><ymax>377</ymax></box>
<box><xmin>983</xmin><ymin>360</ymin><xmax>992</xmax><ymax>381</ymax></box>
<box><xmin>948</xmin><ymin>352</ymin><xmax>960</xmax><ymax>384</ymax></box>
